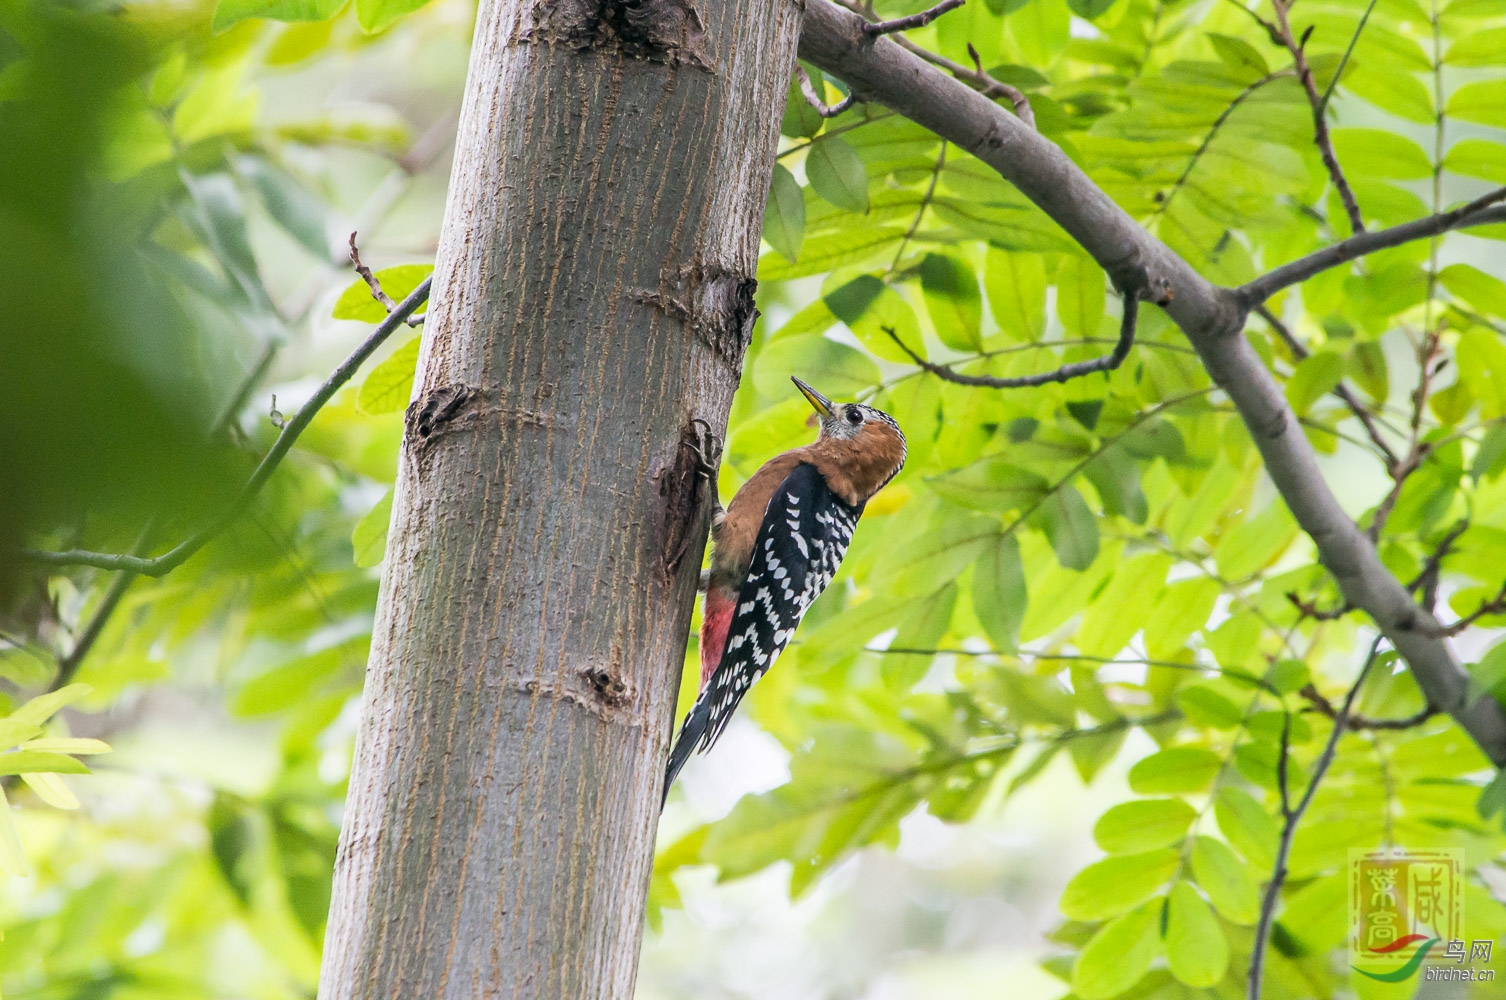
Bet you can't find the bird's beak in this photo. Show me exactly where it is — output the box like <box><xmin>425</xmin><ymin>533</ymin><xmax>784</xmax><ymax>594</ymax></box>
<box><xmin>791</xmin><ymin>377</ymin><xmax>835</xmax><ymax>419</ymax></box>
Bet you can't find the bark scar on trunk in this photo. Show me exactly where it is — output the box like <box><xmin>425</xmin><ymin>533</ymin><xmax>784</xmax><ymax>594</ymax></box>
<box><xmin>519</xmin><ymin>666</ymin><xmax>640</xmax><ymax>724</ymax></box>
<box><xmin>520</xmin><ymin>0</ymin><xmax>716</xmax><ymax>71</ymax></box>
<box><xmin>630</xmin><ymin>266</ymin><xmax>758</xmax><ymax>367</ymax></box>
<box><xmin>405</xmin><ymin>384</ymin><xmax>476</xmax><ymax>456</ymax></box>
<box><xmin>656</xmin><ymin>416</ymin><xmax>718</xmax><ymax>581</ymax></box>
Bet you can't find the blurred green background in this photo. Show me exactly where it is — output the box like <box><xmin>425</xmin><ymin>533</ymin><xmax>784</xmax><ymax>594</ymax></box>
<box><xmin>5</xmin><ymin>0</ymin><xmax>1506</xmax><ymax>998</ymax></box>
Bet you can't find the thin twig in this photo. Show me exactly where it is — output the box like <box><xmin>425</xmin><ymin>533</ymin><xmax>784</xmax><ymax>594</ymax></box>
<box><xmin>1319</xmin><ymin>0</ymin><xmax>1379</xmax><ymax>109</ymax></box>
<box><xmin>1407</xmin><ymin>518</ymin><xmax>1469</xmax><ymax>612</ymax></box>
<box><xmin>1272</xmin><ymin>0</ymin><xmax>1366</xmax><ymax>233</ymax></box>
<box><xmin>349</xmin><ymin>232</ymin><xmax>395</xmax><ymax>311</ymax></box>
<box><xmin>794</xmin><ymin>65</ymin><xmax>858</xmax><ymax>118</ymax></box>
<box><xmin>1159</xmin><ymin>71</ymin><xmax>1290</xmax><ymax>216</ymax></box>
<box><xmin>889</xmin><ymin>142</ymin><xmax>946</xmax><ymax>271</ymax></box>
<box><xmin>1286</xmin><ymin>591</ymin><xmax>1351</xmax><ymax>621</ymax></box>
<box><xmin>1250</xmin><ymin>636</ymin><xmax>1384</xmax><ymax>1000</ymax></box>
<box><xmin>349</xmin><ymin>232</ymin><xmax>425</xmax><ymax>327</ymax></box>
<box><xmin>1256</xmin><ymin>304</ymin><xmax>1399</xmax><ymax>469</ymax></box>
<box><xmin>862</xmin><ymin>0</ymin><xmax>964</xmax><ymax>35</ymax></box>
<box><xmin>17</xmin><ymin>277</ymin><xmax>433</xmax><ymax>576</ymax></box>
<box><xmin>48</xmin><ymin>524</ymin><xmax>153</xmax><ymax>691</ymax></box>
<box><xmin>1240</xmin><ymin>192</ymin><xmax>1506</xmax><ymax>303</ymax></box>
<box><xmin>1299</xmin><ymin>682</ymin><xmax>1439</xmax><ymax>731</ymax></box>
<box><xmin>884</xmin><ymin>291</ymin><xmax>1140</xmax><ymax>388</ymax></box>
<box><xmin>893</xmin><ymin>35</ymin><xmax>1034</xmax><ymax>127</ymax></box>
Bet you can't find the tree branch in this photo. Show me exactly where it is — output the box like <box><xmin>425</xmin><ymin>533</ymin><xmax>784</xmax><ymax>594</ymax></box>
<box><xmin>862</xmin><ymin>0</ymin><xmax>965</xmax><ymax>36</ymax></box>
<box><xmin>1256</xmin><ymin>304</ymin><xmax>1399</xmax><ymax>470</ymax></box>
<box><xmin>798</xmin><ymin>0</ymin><xmax>1506</xmax><ymax>765</ymax></box>
<box><xmin>1250</xmin><ymin>638</ymin><xmax>1383</xmax><ymax>1000</ymax></box>
<box><xmin>1299</xmin><ymin>681</ymin><xmax>1438</xmax><ymax>731</ymax></box>
<box><xmin>1271</xmin><ymin>0</ymin><xmax>1366</xmax><ymax>234</ymax></box>
<box><xmin>349</xmin><ymin>232</ymin><xmax>426</xmax><ymax>327</ymax></box>
<box><xmin>883</xmin><ymin>291</ymin><xmax>1142</xmax><ymax>388</ymax></box>
<box><xmin>795</xmin><ymin>65</ymin><xmax>858</xmax><ymax>118</ymax></box>
<box><xmin>17</xmin><ymin>277</ymin><xmax>432</xmax><ymax>577</ymax></box>
<box><xmin>1239</xmin><ymin>190</ymin><xmax>1506</xmax><ymax>304</ymax></box>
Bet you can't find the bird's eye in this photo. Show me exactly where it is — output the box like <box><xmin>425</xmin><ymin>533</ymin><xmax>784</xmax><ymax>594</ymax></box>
<box><xmin>845</xmin><ymin>408</ymin><xmax>864</xmax><ymax>425</ymax></box>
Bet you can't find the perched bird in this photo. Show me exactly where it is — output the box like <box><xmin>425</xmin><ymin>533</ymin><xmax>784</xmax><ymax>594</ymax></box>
<box><xmin>663</xmin><ymin>377</ymin><xmax>906</xmax><ymax>801</ymax></box>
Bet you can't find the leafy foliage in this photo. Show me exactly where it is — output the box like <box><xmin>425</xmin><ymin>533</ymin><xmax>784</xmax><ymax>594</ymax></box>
<box><xmin>6</xmin><ymin>0</ymin><xmax>1506</xmax><ymax>997</ymax></box>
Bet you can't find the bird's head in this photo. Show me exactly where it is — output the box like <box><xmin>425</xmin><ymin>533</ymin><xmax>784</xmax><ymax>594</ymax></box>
<box><xmin>792</xmin><ymin>376</ymin><xmax>906</xmax><ymax>501</ymax></box>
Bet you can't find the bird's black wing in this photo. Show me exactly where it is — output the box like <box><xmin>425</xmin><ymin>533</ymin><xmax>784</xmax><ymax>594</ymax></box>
<box><xmin>664</xmin><ymin>463</ymin><xmax>862</xmax><ymax>799</ymax></box>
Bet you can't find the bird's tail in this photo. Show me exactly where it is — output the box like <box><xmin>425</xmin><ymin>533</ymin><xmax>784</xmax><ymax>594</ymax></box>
<box><xmin>662</xmin><ymin>694</ymin><xmax>712</xmax><ymax>810</ymax></box>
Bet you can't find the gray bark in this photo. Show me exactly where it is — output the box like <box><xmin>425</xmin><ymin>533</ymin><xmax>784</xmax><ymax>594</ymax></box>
<box><xmin>798</xmin><ymin>0</ymin><xmax>1506</xmax><ymax>765</ymax></box>
<box><xmin>317</xmin><ymin>0</ymin><xmax>802</xmax><ymax>995</ymax></box>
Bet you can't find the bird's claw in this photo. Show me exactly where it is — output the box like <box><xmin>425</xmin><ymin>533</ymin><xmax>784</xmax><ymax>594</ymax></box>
<box><xmin>685</xmin><ymin>418</ymin><xmax>723</xmax><ymax>483</ymax></box>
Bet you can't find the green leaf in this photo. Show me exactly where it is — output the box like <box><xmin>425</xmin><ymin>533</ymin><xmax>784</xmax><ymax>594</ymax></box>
<box><xmin>1031</xmin><ymin>485</ymin><xmax>1099</xmax><ymax>570</ymax></box>
<box><xmin>871</xmin><ymin>512</ymin><xmax>998</xmax><ymax>596</ymax></box>
<box><xmin>752</xmin><ymin>335</ymin><xmax>882</xmax><ymax>402</ymax></box>
<box><xmin>212</xmin><ymin>0</ymin><xmax>345</xmax><ymax>32</ymax></box>
<box><xmin>782</xmin><ymin>69</ymin><xmax>826</xmax><ymax>139</ymax></box>
<box><xmin>1076</xmin><ymin>552</ymin><xmax>1172</xmax><ymax>658</ymax></box>
<box><xmin>884</xmin><ymin>583</ymin><xmax>958</xmax><ymax>689</ymax></box>
<box><xmin>918</xmin><ymin>254</ymin><xmax>983</xmax><ymax>351</ymax></box>
<box><xmin>1440</xmin><ymin>263</ymin><xmax>1506</xmax><ymax>316</ymax></box>
<box><xmin>1129</xmin><ymin>746</ymin><xmax>1222</xmax><ymax>794</ymax></box>
<box><xmin>1329</xmin><ymin>128</ymin><xmax>1433</xmax><ymax>180</ymax></box>
<box><xmin>973</xmin><ymin>533</ymin><xmax>1027</xmax><ymax>652</ymax></box>
<box><xmin>1214</xmin><ymin>501</ymin><xmax>1297</xmax><ymax>580</ymax></box>
<box><xmin>1443</xmin><ymin>138</ymin><xmax>1506</xmax><ymax>183</ymax></box>
<box><xmin>985</xmin><ymin>248</ymin><xmax>1046</xmax><ymax>344</ymax></box>
<box><xmin>1206</xmin><ymin>33</ymin><xmax>1270</xmax><ymax>81</ymax></box>
<box><xmin>1057</xmin><ymin>255</ymin><xmax>1106</xmax><ymax>338</ymax></box>
<box><xmin>1445</xmin><ymin>27</ymin><xmax>1506</xmax><ymax>66</ymax></box>
<box><xmin>18</xmin><ymin>737</ymin><xmax>110</xmax><ymax>755</ymax></box>
<box><xmin>1267</xmin><ymin>659</ymin><xmax>1311</xmax><ymax>696</ymax></box>
<box><xmin>1164</xmin><ymin>881</ymin><xmax>1229</xmax><ymax>986</ymax></box>
<box><xmin>1072</xmin><ymin>904</ymin><xmax>1160</xmax><ymax>1000</ymax></box>
<box><xmin>0</xmin><ymin>788</ymin><xmax>29</xmax><ymax>875</ymax></box>
<box><xmin>1348</xmin><ymin>340</ymin><xmax>1389</xmax><ymax>403</ymax></box>
<box><xmin>701</xmin><ymin>728</ymin><xmax>921</xmax><ymax>890</ymax></box>
<box><xmin>1093</xmin><ymin>798</ymin><xmax>1197</xmax><ymax>854</ymax></box>
<box><xmin>1082</xmin><ymin>444</ymin><xmax>1147</xmax><ymax>524</ymax></box>
<box><xmin>358</xmin><ymin>336</ymin><xmax>421</xmax><ymax>415</ymax></box>
<box><xmin>0</xmin><ymin>751</ymin><xmax>90</xmax><ymax>776</ymax></box>
<box><xmin>1457</xmin><ymin>327</ymin><xmax>1506</xmax><ymax>419</ymax></box>
<box><xmin>806</xmin><ymin>136</ymin><xmax>869</xmax><ymax>214</ymax></box>
<box><xmin>235</xmin><ymin>639</ymin><xmax>368</xmax><ymax>716</ymax></box>
<box><xmin>1345</xmin><ymin>66</ymin><xmax>1435</xmax><ymax>124</ymax></box>
<box><xmin>760</xmin><ymin>227</ymin><xmax>904</xmax><ymax>280</ymax></box>
<box><xmin>927</xmin><ymin>459</ymin><xmax>1048</xmax><ymax>512</ymax></box>
<box><xmin>1468</xmin><ymin>640</ymin><xmax>1506</xmax><ymax>704</ymax></box>
<box><xmin>764</xmin><ymin>164</ymin><xmax>806</xmax><ymax>263</ymax></box>
<box><xmin>352</xmin><ymin>488</ymin><xmax>394</xmax><ymax>569</ymax></box>
<box><xmin>1285</xmin><ymin>350</ymin><xmax>1345</xmax><ymax>416</ymax></box>
<box><xmin>233</xmin><ymin>155</ymin><xmax>331</xmax><ymax>258</ymax></box>
<box><xmin>355</xmin><ymin>0</ymin><xmax>432</xmax><ymax>32</ymax></box>
<box><xmin>7</xmin><ymin>685</ymin><xmax>91</xmax><ymax>729</ymax></box>
<box><xmin>1189</xmin><ymin>835</ymin><xmax>1260</xmax><ymax>924</ymax></box>
<box><xmin>1067</xmin><ymin>0</ymin><xmax>1118</xmax><ymax>19</ymax></box>
<box><xmin>333</xmin><ymin>264</ymin><xmax>434</xmax><ymax>321</ymax></box>
<box><xmin>1215</xmin><ymin>786</ymin><xmax>1279</xmax><ymax>867</ymax></box>
<box><xmin>1059</xmin><ymin>849</ymin><xmax>1180</xmax><ymax>921</ymax></box>
<box><xmin>1448</xmin><ymin>80</ymin><xmax>1506</xmax><ymax>127</ymax></box>
<box><xmin>1176</xmin><ymin>681</ymin><xmax>1245</xmax><ymax>729</ymax></box>
<box><xmin>1144</xmin><ymin>578</ymin><xmax>1219</xmax><ymax>659</ymax></box>
<box><xmin>825</xmin><ymin>278</ymin><xmax>924</xmax><ymax>363</ymax></box>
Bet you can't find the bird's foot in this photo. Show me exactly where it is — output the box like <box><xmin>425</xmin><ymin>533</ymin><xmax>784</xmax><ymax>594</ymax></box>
<box><xmin>685</xmin><ymin>418</ymin><xmax>723</xmax><ymax>485</ymax></box>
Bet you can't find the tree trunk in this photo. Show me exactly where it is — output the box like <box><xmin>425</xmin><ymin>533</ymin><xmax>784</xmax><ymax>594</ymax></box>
<box><xmin>317</xmin><ymin>0</ymin><xmax>801</xmax><ymax>995</ymax></box>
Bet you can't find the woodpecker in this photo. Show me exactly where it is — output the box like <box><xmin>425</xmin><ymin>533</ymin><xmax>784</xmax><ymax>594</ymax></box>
<box><xmin>663</xmin><ymin>376</ymin><xmax>906</xmax><ymax>800</ymax></box>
